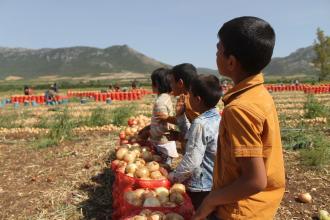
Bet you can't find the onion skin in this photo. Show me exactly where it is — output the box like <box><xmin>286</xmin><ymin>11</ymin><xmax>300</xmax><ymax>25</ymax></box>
<box><xmin>135</xmin><ymin>167</ymin><xmax>150</xmax><ymax>178</ymax></box>
<box><xmin>116</xmin><ymin>147</ymin><xmax>128</xmax><ymax>160</ymax></box>
<box><xmin>169</xmin><ymin>192</ymin><xmax>184</xmax><ymax>205</ymax></box>
<box><xmin>170</xmin><ymin>183</ymin><xmax>186</xmax><ymax>194</ymax></box>
<box><xmin>143</xmin><ymin>197</ymin><xmax>161</xmax><ymax>207</ymax></box>
<box><xmin>124</xmin><ymin>152</ymin><xmax>136</xmax><ymax>164</ymax></box>
<box><xmin>146</xmin><ymin>161</ymin><xmax>160</xmax><ymax>172</ymax></box>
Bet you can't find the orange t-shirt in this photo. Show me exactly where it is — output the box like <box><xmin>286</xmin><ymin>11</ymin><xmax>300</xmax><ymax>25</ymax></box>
<box><xmin>184</xmin><ymin>94</ymin><xmax>199</xmax><ymax>122</ymax></box>
<box><xmin>213</xmin><ymin>73</ymin><xmax>285</xmax><ymax>220</ymax></box>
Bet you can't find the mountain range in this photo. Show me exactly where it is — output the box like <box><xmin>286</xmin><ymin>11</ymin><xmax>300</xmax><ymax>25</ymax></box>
<box><xmin>0</xmin><ymin>44</ymin><xmax>317</xmax><ymax>80</ymax></box>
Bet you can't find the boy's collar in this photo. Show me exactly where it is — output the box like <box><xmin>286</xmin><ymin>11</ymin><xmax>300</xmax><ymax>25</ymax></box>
<box><xmin>198</xmin><ymin>107</ymin><xmax>218</xmax><ymax>119</ymax></box>
<box><xmin>222</xmin><ymin>73</ymin><xmax>264</xmax><ymax>105</ymax></box>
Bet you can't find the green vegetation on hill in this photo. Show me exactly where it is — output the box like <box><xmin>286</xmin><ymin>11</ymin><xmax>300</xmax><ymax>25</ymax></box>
<box><xmin>0</xmin><ymin>45</ymin><xmax>168</xmax><ymax>79</ymax></box>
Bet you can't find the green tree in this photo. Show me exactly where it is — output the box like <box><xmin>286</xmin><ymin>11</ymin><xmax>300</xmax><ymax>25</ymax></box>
<box><xmin>313</xmin><ymin>28</ymin><xmax>330</xmax><ymax>81</ymax></box>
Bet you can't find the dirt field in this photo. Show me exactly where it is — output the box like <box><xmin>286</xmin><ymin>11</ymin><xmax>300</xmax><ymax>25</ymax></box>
<box><xmin>0</xmin><ymin>91</ymin><xmax>329</xmax><ymax>220</ymax></box>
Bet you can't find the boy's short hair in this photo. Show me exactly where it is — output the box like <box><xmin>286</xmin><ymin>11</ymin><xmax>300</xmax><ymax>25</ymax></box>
<box><xmin>169</xmin><ymin>63</ymin><xmax>198</xmax><ymax>89</ymax></box>
<box><xmin>151</xmin><ymin>68</ymin><xmax>172</xmax><ymax>94</ymax></box>
<box><xmin>218</xmin><ymin>16</ymin><xmax>275</xmax><ymax>75</ymax></box>
<box><xmin>190</xmin><ymin>74</ymin><xmax>222</xmax><ymax>108</ymax></box>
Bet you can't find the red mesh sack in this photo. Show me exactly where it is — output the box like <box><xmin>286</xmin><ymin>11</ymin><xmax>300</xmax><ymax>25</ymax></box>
<box><xmin>114</xmin><ymin>189</ymin><xmax>194</xmax><ymax>219</ymax></box>
<box><xmin>113</xmin><ymin>171</ymin><xmax>171</xmax><ymax>192</ymax></box>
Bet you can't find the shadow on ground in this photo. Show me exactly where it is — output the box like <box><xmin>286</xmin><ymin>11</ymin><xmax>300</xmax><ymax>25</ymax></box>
<box><xmin>79</xmin><ymin>164</ymin><xmax>115</xmax><ymax>220</ymax></box>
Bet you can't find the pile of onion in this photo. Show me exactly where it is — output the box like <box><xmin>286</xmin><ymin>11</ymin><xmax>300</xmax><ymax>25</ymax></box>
<box><xmin>114</xmin><ymin>145</ymin><xmax>169</xmax><ymax>179</ymax></box>
<box><xmin>127</xmin><ymin>209</ymin><xmax>184</xmax><ymax>220</ymax></box>
<box><xmin>125</xmin><ymin>186</ymin><xmax>185</xmax><ymax>207</ymax></box>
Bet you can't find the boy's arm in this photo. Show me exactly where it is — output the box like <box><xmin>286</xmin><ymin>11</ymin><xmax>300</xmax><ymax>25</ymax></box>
<box><xmin>176</xmin><ymin>113</ymin><xmax>191</xmax><ymax>138</ymax></box>
<box><xmin>155</xmin><ymin>113</ymin><xmax>177</xmax><ymax>124</ymax></box>
<box><xmin>193</xmin><ymin>106</ymin><xmax>267</xmax><ymax>220</ymax></box>
<box><xmin>192</xmin><ymin>157</ymin><xmax>267</xmax><ymax>220</ymax></box>
<box><xmin>169</xmin><ymin>122</ymin><xmax>204</xmax><ymax>183</ymax></box>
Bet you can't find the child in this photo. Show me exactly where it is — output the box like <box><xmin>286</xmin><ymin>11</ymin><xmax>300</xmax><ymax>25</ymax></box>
<box><xmin>193</xmin><ymin>16</ymin><xmax>285</xmax><ymax>220</ymax></box>
<box><xmin>168</xmin><ymin>74</ymin><xmax>222</xmax><ymax>210</ymax></box>
<box><xmin>156</xmin><ymin>63</ymin><xmax>199</xmax><ymax>148</ymax></box>
<box><xmin>138</xmin><ymin>68</ymin><xmax>178</xmax><ymax>162</ymax></box>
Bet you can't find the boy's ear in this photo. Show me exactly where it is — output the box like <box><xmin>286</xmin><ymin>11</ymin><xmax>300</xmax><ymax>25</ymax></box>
<box><xmin>228</xmin><ymin>55</ymin><xmax>237</xmax><ymax>72</ymax></box>
<box><xmin>196</xmin><ymin>95</ymin><xmax>202</xmax><ymax>104</ymax></box>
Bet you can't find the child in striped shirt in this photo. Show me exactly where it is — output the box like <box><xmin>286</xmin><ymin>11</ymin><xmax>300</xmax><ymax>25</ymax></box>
<box><xmin>138</xmin><ymin>68</ymin><xmax>178</xmax><ymax>162</ymax></box>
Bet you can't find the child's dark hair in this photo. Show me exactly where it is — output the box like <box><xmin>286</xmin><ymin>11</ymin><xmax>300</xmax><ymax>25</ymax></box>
<box><xmin>169</xmin><ymin>63</ymin><xmax>198</xmax><ymax>89</ymax></box>
<box><xmin>151</xmin><ymin>68</ymin><xmax>172</xmax><ymax>94</ymax></box>
<box><xmin>190</xmin><ymin>74</ymin><xmax>222</xmax><ymax>108</ymax></box>
<box><xmin>218</xmin><ymin>16</ymin><xmax>275</xmax><ymax>75</ymax></box>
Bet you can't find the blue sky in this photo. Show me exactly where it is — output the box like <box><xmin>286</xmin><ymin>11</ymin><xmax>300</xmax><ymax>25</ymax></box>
<box><xmin>0</xmin><ymin>0</ymin><xmax>329</xmax><ymax>69</ymax></box>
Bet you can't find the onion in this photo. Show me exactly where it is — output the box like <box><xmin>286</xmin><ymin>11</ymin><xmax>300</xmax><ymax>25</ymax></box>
<box><xmin>170</xmin><ymin>183</ymin><xmax>186</xmax><ymax>194</ymax></box>
<box><xmin>143</xmin><ymin>197</ymin><xmax>161</xmax><ymax>207</ymax></box>
<box><xmin>126</xmin><ymin>194</ymin><xmax>143</xmax><ymax>206</ymax></box>
<box><xmin>139</xmin><ymin>209</ymin><xmax>152</xmax><ymax>216</ymax></box>
<box><xmin>150</xmin><ymin>171</ymin><xmax>163</xmax><ymax>179</ymax></box>
<box><xmin>135</xmin><ymin>167</ymin><xmax>150</xmax><ymax>178</ymax></box>
<box><xmin>116</xmin><ymin>147</ymin><xmax>128</xmax><ymax>160</ymax></box>
<box><xmin>150</xmin><ymin>211</ymin><xmax>165</xmax><ymax>220</ymax></box>
<box><xmin>141</xmin><ymin>151</ymin><xmax>152</xmax><ymax>161</ymax></box>
<box><xmin>131</xmin><ymin>127</ymin><xmax>138</xmax><ymax>134</ymax></box>
<box><xmin>124</xmin><ymin>152</ymin><xmax>136</xmax><ymax>164</ymax></box>
<box><xmin>169</xmin><ymin>192</ymin><xmax>184</xmax><ymax>205</ymax></box>
<box><xmin>154</xmin><ymin>187</ymin><xmax>169</xmax><ymax>197</ymax></box>
<box><xmin>125</xmin><ymin>191</ymin><xmax>138</xmax><ymax>204</ymax></box>
<box><xmin>125</xmin><ymin>163</ymin><xmax>138</xmax><ymax>174</ymax></box>
<box><xmin>134</xmin><ymin>189</ymin><xmax>145</xmax><ymax>199</ymax></box>
<box><xmin>125</xmin><ymin>127</ymin><xmax>132</xmax><ymax>136</ymax></box>
<box><xmin>164</xmin><ymin>213</ymin><xmax>184</xmax><ymax>220</ymax></box>
<box><xmin>142</xmin><ymin>151</ymin><xmax>153</xmax><ymax>162</ymax></box>
<box><xmin>135</xmin><ymin>159</ymin><xmax>146</xmax><ymax>168</ymax></box>
<box><xmin>158</xmin><ymin>195</ymin><xmax>169</xmax><ymax>204</ymax></box>
<box><xmin>146</xmin><ymin>161</ymin><xmax>160</xmax><ymax>172</ymax></box>
<box><xmin>131</xmin><ymin>149</ymin><xmax>141</xmax><ymax>158</ymax></box>
<box><xmin>297</xmin><ymin>192</ymin><xmax>312</xmax><ymax>203</ymax></box>
<box><xmin>142</xmin><ymin>190</ymin><xmax>157</xmax><ymax>200</ymax></box>
<box><xmin>319</xmin><ymin>210</ymin><xmax>330</xmax><ymax>220</ymax></box>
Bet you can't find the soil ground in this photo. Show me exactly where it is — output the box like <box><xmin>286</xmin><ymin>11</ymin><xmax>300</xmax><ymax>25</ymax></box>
<box><xmin>0</xmin><ymin>134</ymin><xmax>329</xmax><ymax>220</ymax></box>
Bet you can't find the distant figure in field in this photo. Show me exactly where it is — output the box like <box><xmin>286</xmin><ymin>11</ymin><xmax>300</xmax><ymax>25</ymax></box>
<box><xmin>45</xmin><ymin>84</ymin><xmax>57</xmax><ymax>103</ymax></box>
<box><xmin>24</xmin><ymin>85</ymin><xmax>33</xmax><ymax>95</ymax></box>
<box><xmin>114</xmin><ymin>83</ymin><xmax>121</xmax><ymax>92</ymax></box>
<box><xmin>52</xmin><ymin>83</ymin><xmax>59</xmax><ymax>93</ymax></box>
<box><xmin>131</xmin><ymin>79</ymin><xmax>139</xmax><ymax>89</ymax></box>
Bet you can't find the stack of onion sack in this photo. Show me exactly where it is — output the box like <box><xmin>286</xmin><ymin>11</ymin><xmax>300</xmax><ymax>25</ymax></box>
<box><xmin>119</xmin><ymin>115</ymin><xmax>150</xmax><ymax>145</ymax></box>
<box><xmin>111</xmin><ymin>117</ymin><xmax>194</xmax><ymax>219</ymax></box>
<box><xmin>121</xmin><ymin>209</ymin><xmax>185</xmax><ymax>220</ymax></box>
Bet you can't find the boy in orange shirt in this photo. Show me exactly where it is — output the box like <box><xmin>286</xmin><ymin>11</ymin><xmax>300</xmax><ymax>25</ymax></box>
<box><xmin>193</xmin><ymin>16</ymin><xmax>285</xmax><ymax>220</ymax></box>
